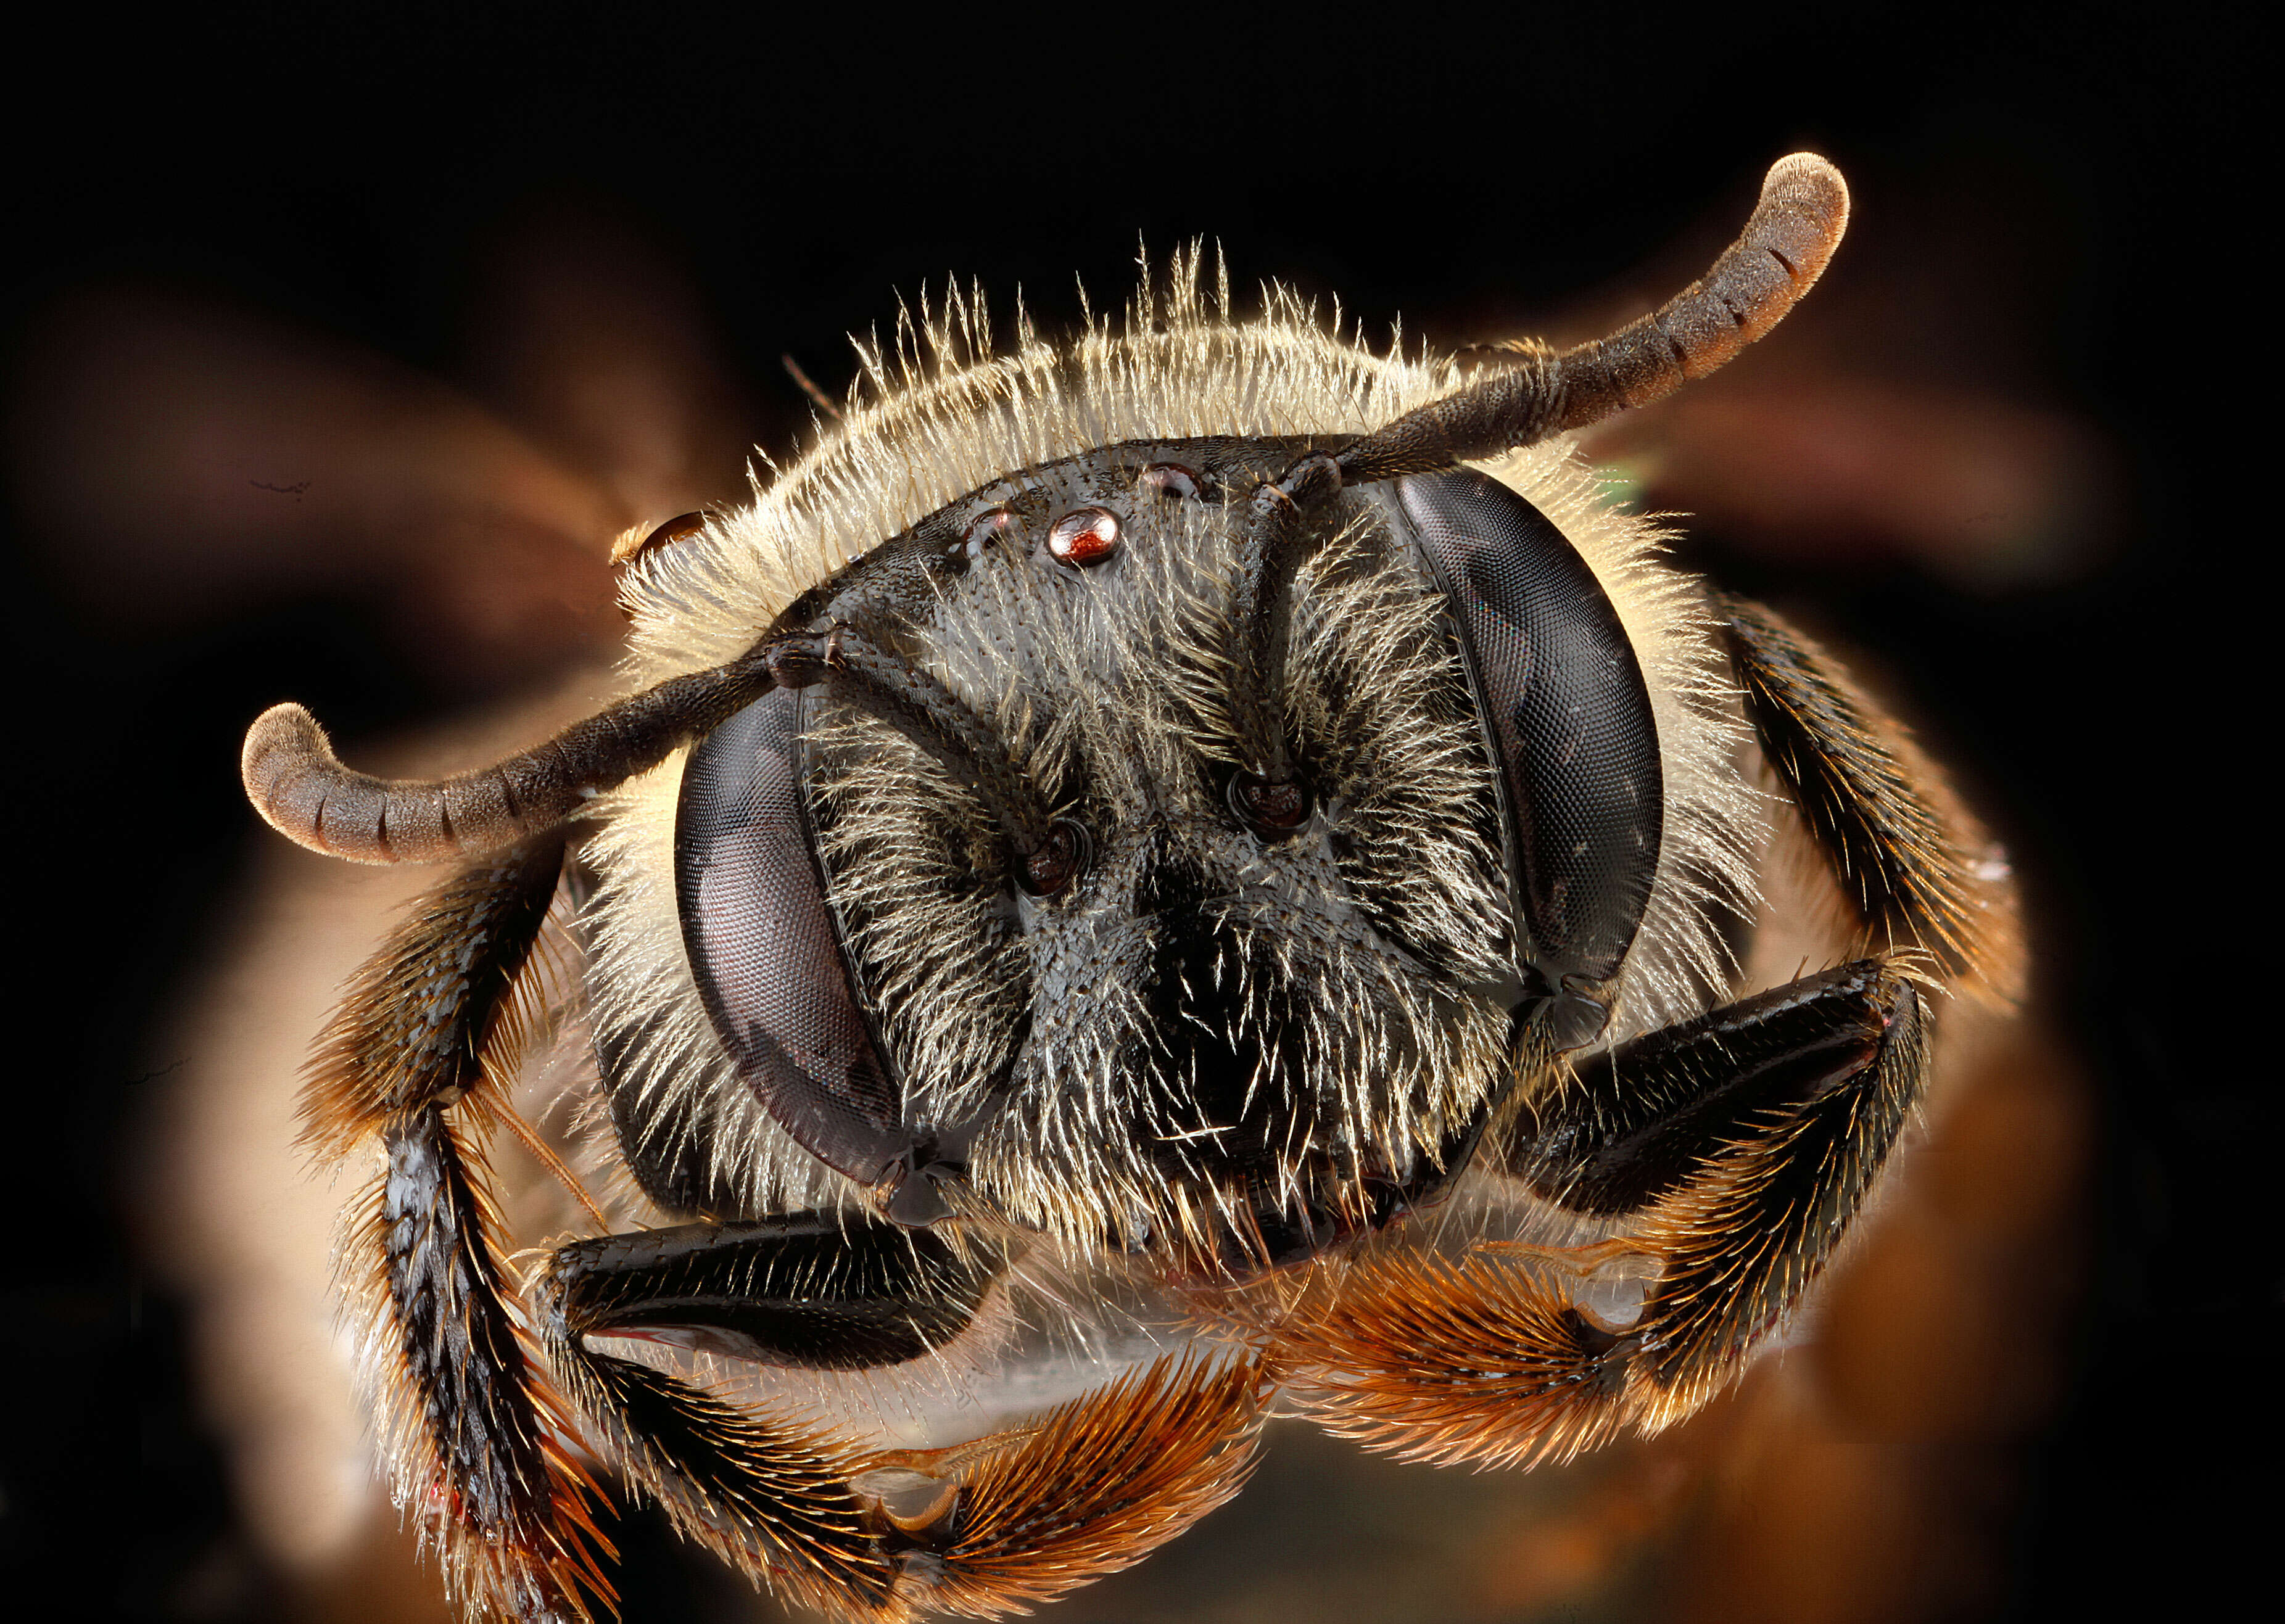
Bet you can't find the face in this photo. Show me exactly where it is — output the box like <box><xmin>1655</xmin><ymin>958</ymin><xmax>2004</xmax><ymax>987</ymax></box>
<box><xmin>697</xmin><ymin>439</ymin><xmax>1518</xmax><ymax>1260</ymax></box>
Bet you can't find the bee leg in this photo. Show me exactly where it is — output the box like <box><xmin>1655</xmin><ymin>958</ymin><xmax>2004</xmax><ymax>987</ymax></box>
<box><xmin>299</xmin><ymin>831</ymin><xmax>614</xmax><ymax>1620</ymax></box>
<box><xmin>534</xmin><ymin>1213</ymin><xmax>990</xmax><ymax>1620</ymax></box>
<box><xmin>1276</xmin><ymin>958</ymin><xmax>1923</xmax><ymax>1468</ymax></box>
<box><xmin>886</xmin><ymin>1348</ymin><xmax>1267</xmax><ymax>1617</ymax></box>
<box><xmin>1513</xmin><ymin>958</ymin><xmax>1925</xmax><ymax>1405</ymax></box>
<box><xmin>1506</xmin><ymin>958</ymin><xmax>1907</xmax><ymax>1222</ymax></box>
<box><xmin>1713</xmin><ymin>591</ymin><xmax>2017</xmax><ymax>993</ymax></box>
<box><xmin>534</xmin><ymin>1222</ymin><xmax>1265</xmax><ymax>1621</ymax></box>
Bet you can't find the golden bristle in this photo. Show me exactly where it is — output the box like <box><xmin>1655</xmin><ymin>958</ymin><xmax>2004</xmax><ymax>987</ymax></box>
<box><xmin>541</xmin><ymin>1350</ymin><xmax>906</xmax><ymax>1624</ymax></box>
<box><xmin>912</xmin><ymin>1351</ymin><xmax>1268</xmax><ymax>1617</ymax></box>
<box><xmin>1273</xmin><ymin>1253</ymin><xmax>1632</xmax><ymax>1472</ymax></box>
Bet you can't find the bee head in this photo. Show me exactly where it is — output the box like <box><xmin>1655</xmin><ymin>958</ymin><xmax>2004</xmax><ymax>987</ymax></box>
<box><xmin>751</xmin><ymin>440</ymin><xmax>1522</xmax><ymax>1259</ymax></box>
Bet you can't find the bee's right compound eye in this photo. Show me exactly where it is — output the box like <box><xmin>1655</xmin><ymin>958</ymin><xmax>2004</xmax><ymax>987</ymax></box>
<box><xmin>674</xmin><ymin>688</ymin><xmax>912</xmax><ymax>1184</ymax></box>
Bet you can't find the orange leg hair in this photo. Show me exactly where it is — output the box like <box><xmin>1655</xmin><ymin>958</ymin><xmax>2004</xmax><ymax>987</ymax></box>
<box><xmin>532</xmin><ymin>1211</ymin><xmax>1269</xmax><ymax>1624</ymax></box>
<box><xmin>1273</xmin><ymin>958</ymin><xmax>1928</xmax><ymax>1466</ymax></box>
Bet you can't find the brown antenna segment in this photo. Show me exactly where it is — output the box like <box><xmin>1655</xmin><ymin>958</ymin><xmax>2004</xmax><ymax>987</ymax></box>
<box><xmin>1336</xmin><ymin>153</ymin><xmax>1849</xmax><ymax>482</ymax></box>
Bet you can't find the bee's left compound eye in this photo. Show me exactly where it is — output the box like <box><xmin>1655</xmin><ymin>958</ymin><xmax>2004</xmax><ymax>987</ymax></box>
<box><xmin>1389</xmin><ymin>470</ymin><xmax>1665</xmax><ymax>1049</ymax></box>
<box><xmin>674</xmin><ymin>689</ymin><xmax>912</xmax><ymax>1185</ymax></box>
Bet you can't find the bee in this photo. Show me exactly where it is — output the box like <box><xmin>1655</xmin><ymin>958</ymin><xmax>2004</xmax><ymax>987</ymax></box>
<box><xmin>239</xmin><ymin>153</ymin><xmax>2020</xmax><ymax>1622</ymax></box>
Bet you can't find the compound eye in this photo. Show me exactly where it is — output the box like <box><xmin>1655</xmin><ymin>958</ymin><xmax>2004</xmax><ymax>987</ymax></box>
<box><xmin>1047</xmin><ymin>506</ymin><xmax>1121</xmax><ymax>567</ymax></box>
<box><xmin>675</xmin><ymin>688</ymin><xmax>910</xmax><ymax>1184</ymax></box>
<box><xmin>1229</xmin><ymin>770</ymin><xmax>1312</xmax><ymax>839</ymax></box>
<box><xmin>1017</xmin><ymin>817</ymin><xmax>1091</xmax><ymax>899</ymax></box>
<box><xmin>1390</xmin><ymin>470</ymin><xmax>1663</xmax><ymax>1039</ymax></box>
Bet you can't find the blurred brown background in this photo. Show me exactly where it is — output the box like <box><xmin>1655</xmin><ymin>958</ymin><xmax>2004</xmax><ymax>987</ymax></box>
<box><xmin>0</xmin><ymin>5</ymin><xmax>2258</xmax><ymax>1619</ymax></box>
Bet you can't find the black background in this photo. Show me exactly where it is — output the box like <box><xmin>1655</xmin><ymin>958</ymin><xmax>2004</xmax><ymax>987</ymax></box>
<box><xmin>1</xmin><ymin>4</ymin><xmax>2258</xmax><ymax>1615</ymax></box>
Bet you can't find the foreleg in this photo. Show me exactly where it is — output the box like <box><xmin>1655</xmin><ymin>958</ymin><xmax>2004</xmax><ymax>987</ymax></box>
<box><xmin>1713</xmin><ymin>591</ymin><xmax>2016</xmax><ymax>994</ymax></box>
<box><xmin>1277</xmin><ymin>960</ymin><xmax>1924</xmax><ymax>1464</ymax></box>
<box><xmin>300</xmin><ymin>831</ymin><xmax>611</xmax><ymax>1619</ymax></box>
<box><xmin>534</xmin><ymin>1216</ymin><xmax>1265</xmax><ymax>1622</ymax></box>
